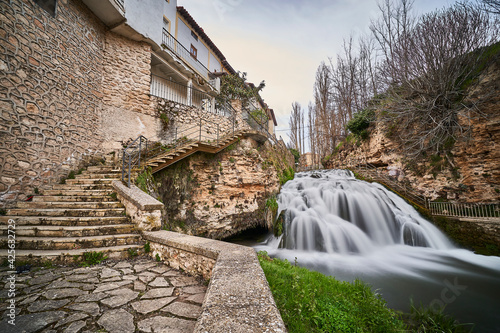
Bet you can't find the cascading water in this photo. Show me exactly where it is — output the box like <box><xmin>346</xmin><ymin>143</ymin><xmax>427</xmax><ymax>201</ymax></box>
<box><xmin>256</xmin><ymin>170</ymin><xmax>500</xmax><ymax>332</ymax></box>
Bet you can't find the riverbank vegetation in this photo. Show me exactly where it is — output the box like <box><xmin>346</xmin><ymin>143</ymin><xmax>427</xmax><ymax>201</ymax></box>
<box><xmin>287</xmin><ymin>0</ymin><xmax>499</xmax><ymax>166</ymax></box>
<box><xmin>258</xmin><ymin>251</ymin><xmax>472</xmax><ymax>332</ymax></box>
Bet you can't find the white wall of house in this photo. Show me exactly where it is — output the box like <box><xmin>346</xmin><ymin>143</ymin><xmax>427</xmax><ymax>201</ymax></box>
<box><xmin>209</xmin><ymin>52</ymin><xmax>223</xmax><ymax>73</ymax></box>
<box><xmin>124</xmin><ymin>0</ymin><xmax>177</xmax><ymax>47</ymax></box>
<box><xmin>163</xmin><ymin>0</ymin><xmax>177</xmax><ymax>33</ymax></box>
<box><xmin>176</xmin><ymin>15</ymin><xmax>210</xmax><ymax>70</ymax></box>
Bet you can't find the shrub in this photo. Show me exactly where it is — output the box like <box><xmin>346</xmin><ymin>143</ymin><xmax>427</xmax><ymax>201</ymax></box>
<box><xmin>347</xmin><ymin>109</ymin><xmax>375</xmax><ymax>140</ymax></box>
<box><xmin>127</xmin><ymin>248</ymin><xmax>138</xmax><ymax>257</ymax></box>
<box><xmin>80</xmin><ymin>251</ymin><xmax>108</xmax><ymax>267</ymax></box>
<box><xmin>279</xmin><ymin>167</ymin><xmax>295</xmax><ymax>185</ymax></box>
<box><xmin>289</xmin><ymin>148</ymin><xmax>300</xmax><ymax>164</ymax></box>
<box><xmin>265</xmin><ymin>195</ymin><xmax>279</xmax><ymax>211</ymax></box>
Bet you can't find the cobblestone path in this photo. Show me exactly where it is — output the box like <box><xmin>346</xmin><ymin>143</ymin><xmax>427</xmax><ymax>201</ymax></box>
<box><xmin>0</xmin><ymin>257</ymin><xmax>206</xmax><ymax>332</ymax></box>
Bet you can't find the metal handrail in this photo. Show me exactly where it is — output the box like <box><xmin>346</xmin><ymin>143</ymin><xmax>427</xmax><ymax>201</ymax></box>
<box><xmin>121</xmin><ymin>135</ymin><xmax>148</xmax><ymax>187</ymax></box>
<box><xmin>345</xmin><ymin>158</ymin><xmax>499</xmax><ymax>220</ymax></box>
<box><xmin>122</xmin><ymin>90</ymin><xmax>279</xmax><ymax>185</ymax></box>
<box><xmin>428</xmin><ymin>202</ymin><xmax>499</xmax><ymax>219</ymax></box>
<box><xmin>161</xmin><ymin>29</ymin><xmax>211</xmax><ymax>80</ymax></box>
<box><xmin>243</xmin><ymin>100</ymin><xmax>283</xmax><ymax>148</ymax></box>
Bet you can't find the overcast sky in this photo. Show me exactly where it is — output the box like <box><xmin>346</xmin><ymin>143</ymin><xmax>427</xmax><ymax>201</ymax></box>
<box><xmin>178</xmin><ymin>0</ymin><xmax>458</xmax><ymax>144</ymax></box>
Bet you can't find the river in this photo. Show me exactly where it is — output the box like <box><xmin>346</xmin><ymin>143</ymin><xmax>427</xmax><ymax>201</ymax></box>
<box><xmin>253</xmin><ymin>170</ymin><xmax>500</xmax><ymax>332</ymax></box>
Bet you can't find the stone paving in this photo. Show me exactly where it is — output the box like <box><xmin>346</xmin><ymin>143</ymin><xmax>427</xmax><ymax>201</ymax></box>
<box><xmin>0</xmin><ymin>257</ymin><xmax>206</xmax><ymax>333</ymax></box>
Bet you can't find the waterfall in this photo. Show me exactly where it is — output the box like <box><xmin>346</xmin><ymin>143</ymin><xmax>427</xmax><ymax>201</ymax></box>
<box><xmin>255</xmin><ymin>169</ymin><xmax>500</xmax><ymax>332</ymax></box>
<box><xmin>276</xmin><ymin>169</ymin><xmax>452</xmax><ymax>253</ymax></box>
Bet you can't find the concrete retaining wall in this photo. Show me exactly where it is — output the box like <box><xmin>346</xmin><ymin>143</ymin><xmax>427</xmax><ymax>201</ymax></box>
<box><xmin>143</xmin><ymin>230</ymin><xmax>286</xmax><ymax>333</ymax></box>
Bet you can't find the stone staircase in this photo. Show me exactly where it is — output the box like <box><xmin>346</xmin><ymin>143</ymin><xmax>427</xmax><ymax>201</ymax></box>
<box><xmin>146</xmin><ymin>129</ymin><xmax>266</xmax><ymax>174</ymax></box>
<box><xmin>0</xmin><ymin>165</ymin><xmax>142</xmax><ymax>263</ymax></box>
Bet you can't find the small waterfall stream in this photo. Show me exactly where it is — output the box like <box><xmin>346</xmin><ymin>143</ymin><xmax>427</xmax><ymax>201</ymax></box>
<box><xmin>256</xmin><ymin>170</ymin><xmax>500</xmax><ymax>332</ymax></box>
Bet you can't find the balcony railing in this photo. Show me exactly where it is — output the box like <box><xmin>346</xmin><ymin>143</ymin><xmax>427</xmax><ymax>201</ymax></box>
<box><xmin>150</xmin><ymin>75</ymin><xmax>231</xmax><ymax>117</ymax></box>
<box><xmin>114</xmin><ymin>0</ymin><xmax>125</xmax><ymax>12</ymax></box>
<box><xmin>428</xmin><ymin>202</ymin><xmax>499</xmax><ymax>219</ymax></box>
<box><xmin>162</xmin><ymin>28</ymin><xmax>211</xmax><ymax>80</ymax></box>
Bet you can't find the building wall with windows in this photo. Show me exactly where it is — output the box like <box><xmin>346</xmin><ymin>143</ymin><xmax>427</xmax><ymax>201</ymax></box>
<box><xmin>124</xmin><ymin>0</ymin><xmax>176</xmax><ymax>49</ymax></box>
<box><xmin>0</xmin><ymin>0</ymin><xmax>268</xmax><ymax>205</ymax></box>
<box><xmin>175</xmin><ymin>14</ymin><xmax>210</xmax><ymax>73</ymax></box>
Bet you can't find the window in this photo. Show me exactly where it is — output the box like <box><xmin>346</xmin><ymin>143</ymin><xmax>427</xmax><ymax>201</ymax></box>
<box><xmin>34</xmin><ymin>0</ymin><xmax>57</xmax><ymax>16</ymax></box>
<box><xmin>190</xmin><ymin>44</ymin><xmax>197</xmax><ymax>59</ymax></box>
<box><xmin>191</xmin><ymin>31</ymin><xmax>198</xmax><ymax>41</ymax></box>
<box><xmin>163</xmin><ymin>17</ymin><xmax>170</xmax><ymax>31</ymax></box>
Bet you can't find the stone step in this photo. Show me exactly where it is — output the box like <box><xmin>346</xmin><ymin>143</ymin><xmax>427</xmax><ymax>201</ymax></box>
<box><xmin>42</xmin><ymin>189</ymin><xmax>113</xmax><ymax>196</ymax></box>
<box><xmin>6</xmin><ymin>207</ymin><xmax>126</xmax><ymax>217</ymax></box>
<box><xmin>0</xmin><ymin>244</ymin><xmax>144</xmax><ymax>263</ymax></box>
<box><xmin>0</xmin><ymin>216</ymin><xmax>130</xmax><ymax>227</ymax></box>
<box><xmin>76</xmin><ymin>172</ymin><xmax>122</xmax><ymax>179</ymax></box>
<box><xmin>0</xmin><ymin>233</ymin><xmax>142</xmax><ymax>250</ymax></box>
<box><xmin>86</xmin><ymin>165</ymin><xmax>121</xmax><ymax>173</ymax></box>
<box><xmin>0</xmin><ymin>224</ymin><xmax>136</xmax><ymax>237</ymax></box>
<box><xmin>51</xmin><ymin>184</ymin><xmax>111</xmax><ymax>191</ymax></box>
<box><xmin>33</xmin><ymin>195</ymin><xmax>118</xmax><ymax>202</ymax></box>
<box><xmin>65</xmin><ymin>178</ymin><xmax>115</xmax><ymax>185</ymax></box>
<box><xmin>15</xmin><ymin>201</ymin><xmax>124</xmax><ymax>209</ymax></box>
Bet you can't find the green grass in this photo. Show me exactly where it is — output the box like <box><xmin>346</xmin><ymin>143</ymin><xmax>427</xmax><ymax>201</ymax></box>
<box><xmin>279</xmin><ymin>166</ymin><xmax>295</xmax><ymax>185</ymax></box>
<box><xmin>258</xmin><ymin>252</ymin><xmax>404</xmax><ymax>332</ymax></box>
<box><xmin>259</xmin><ymin>252</ymin><xmax>472</xmax><ymax>332</ymax></box>
<box><xmin>403</xmin><ymin>301</ymin><xmax>473</xmax><ymax>333</ymax></box>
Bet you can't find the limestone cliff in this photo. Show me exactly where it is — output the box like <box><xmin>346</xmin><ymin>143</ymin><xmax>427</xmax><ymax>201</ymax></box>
<box><xmin>325</xmin><ymin>58</ymin><xmax>500</xmax><ymax>203</ymax></box>
<box><xmin>142</xmin><ymin>137</ymin><xmax>293</xmax><ymax>239</ymax></box>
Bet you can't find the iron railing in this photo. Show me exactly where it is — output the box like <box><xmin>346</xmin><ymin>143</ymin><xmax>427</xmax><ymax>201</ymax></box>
<box><xmin>121</xmin><ymin>94</ymin><xmax>283</xmax><ymax>186</ymax></box>
<box><xmin>114</xmin><ymin>0</ymin><xmax>125</xmax><ymax>12</ymax></box>
<box><xmin>150</xmin><ymin>75</ymin><xmax>231</xmax><ymax>117</ymax></box>
<box><xmin>344</xmin><ymin>158</ymin><xmax>500</xmax><ymax>220</ymax></box>
<box><xmin>428</xmin><ymin>202</ymin><xmax>499</xmax><ymax>219</ymax></box>
<box><xmin>243</xmin><ymin>100</ymin><xmax>284</xmax><ymax>149</ymax></box>
<box><xmin>121</xmin><ymin>135</ymin><xmax>148</xmax><ymax>187</ymax></box>
<box><xmin>341</xmin><ymin>158</ymin><xmax>427</xmax><ymax>208</ymax></box>
<box><xmin>161</xmin><ymin>28</ymin><xmax>210</xmax><ymax>80</ymax></box>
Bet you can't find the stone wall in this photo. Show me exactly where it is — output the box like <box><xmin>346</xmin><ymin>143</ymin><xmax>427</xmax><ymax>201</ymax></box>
<box><xmin>143</xmin><ymin>230</ymin><xmax>287</xmax><ymax>332</ymax></box>
<box><xmin>0</xmin><ymin>0</ymin><xmax>107</xmax><ymax>203</ymax></box>
<box><xmin>153</xmin><ymin>96</ymin><xmax>250</xmax><ymax>145</ymax></box>
<box><xmin>100</xmin><ymin>32</ymin><xmax>160</xmax><ymax>152</ymax></box>
<box><xmin>0</xmin><ymin>0</ymin><xmax>161</xmax><ymax>205</ymax></box>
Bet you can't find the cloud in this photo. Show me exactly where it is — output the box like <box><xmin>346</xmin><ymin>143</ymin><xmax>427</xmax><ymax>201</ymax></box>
<box><xmin>178</xmin><ymin>0</ymin><xmax>458</xmax><ymax>147</ymax></box>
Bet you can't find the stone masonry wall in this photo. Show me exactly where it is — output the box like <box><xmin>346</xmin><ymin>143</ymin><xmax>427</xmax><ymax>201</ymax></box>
<box><xmin>0</xmin><ymin>0</ymin><xmax>107</xmax><ymax>203</ymax></box>
<box><xmin>100</xmin><ymin>32</ymin><xmax>159</xmax><ymax>151</ymax></box>
<box><xmin>0</xmin><ymin>0</ymin><xmax>162</xmax><ymax>205</ymax></box>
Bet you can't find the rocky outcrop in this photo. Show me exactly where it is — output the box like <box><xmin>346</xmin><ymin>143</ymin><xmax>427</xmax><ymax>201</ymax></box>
<box><xmin>148</xmin><ymin>137</ymin><xmax>291</xmax><ymax>239</ymax></box>
<box><xmin>326</xmin><ymin>59</ymin><xmax>500</xmax><ymax>203</ymax></box>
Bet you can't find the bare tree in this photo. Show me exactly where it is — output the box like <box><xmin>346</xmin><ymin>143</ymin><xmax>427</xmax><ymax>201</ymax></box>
<box><xmin>480</xmin><ymin>0</ymin><xmax>500</xmax><ymax>14</ymax></box>
<box><xmin>370</xmin><ymin>0</ymin><xmax>415</xmax><ymax>86</ymax></box>
<box><xmin>377</xmin><ymin>2</ymin><xmax>498</xmax><ymax>157</ymax></box>
<box><xmin>289</xmin><ymin>102</ymin><xmax>304</xmax><ymax>154</ymax></box>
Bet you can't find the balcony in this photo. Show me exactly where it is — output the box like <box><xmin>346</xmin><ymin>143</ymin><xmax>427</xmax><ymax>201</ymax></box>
<box><xmin>82</xmin><ymin>0</ymin><xmax>125</xmax><ymax>27</ymax></box>
<box><xmin>161</xmin><ymin>29</ymin><xmax>211</xmax><ymax>81</ymax></box>
<box><xmin>150</xmin><ymin>75</ymin><xmax>231</xmax><ymax>117</ymax></box>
